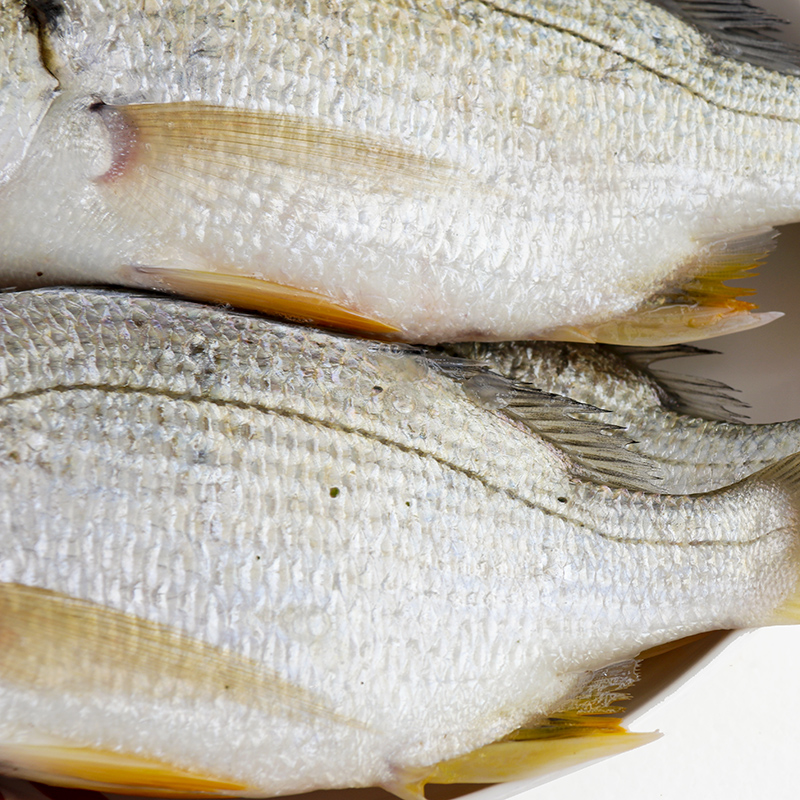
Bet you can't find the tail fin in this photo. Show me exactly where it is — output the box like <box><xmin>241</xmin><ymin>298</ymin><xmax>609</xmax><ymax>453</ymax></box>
<box><xmin>744</xmin><ymin>454</ymin><xmax>800</xmax><ymax>625</ymax></box>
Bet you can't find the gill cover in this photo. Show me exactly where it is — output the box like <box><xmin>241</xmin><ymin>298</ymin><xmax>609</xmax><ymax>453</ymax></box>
<box><xmin>0</xmin><ymin>2</ymin><xmax>59</xmax><ymax>185</ymax></box>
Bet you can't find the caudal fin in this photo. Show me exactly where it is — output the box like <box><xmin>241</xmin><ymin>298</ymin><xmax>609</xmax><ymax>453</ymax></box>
<box><xmin>736</xmin><ymin>454</ymin><xmax>800</xmax><ymax>625</ymax></box>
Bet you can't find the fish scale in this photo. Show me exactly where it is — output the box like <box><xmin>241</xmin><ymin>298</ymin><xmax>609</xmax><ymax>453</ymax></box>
<box><xmin>2</xmin><ymin>0</ymin><xmax>800</xmax><ymax>341</ymax></box>
<box><xmin>0</xmin><ymin>288</ymin><xmax>799</xmax><ymax>796</ymax></box>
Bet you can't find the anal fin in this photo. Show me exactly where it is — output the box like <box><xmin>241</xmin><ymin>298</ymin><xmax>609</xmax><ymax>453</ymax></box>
<box><xmin>396</xmin><ymin>661</ymin><xmax>657</xmax><ymax>794</ymax></box>
<box><xmin>130</xmin><ymin>266</ymin><xmax>400</xmax><ymax>337</ymax></box>
<box><xmin>418</xmin><ymin>728</ymin><xmax>657</xmax><ymax>787</ymax></box>
<box><xmin>544</xmin><ymin>228</ymin><xmax>782</xmax><ymax>346</ymax></box>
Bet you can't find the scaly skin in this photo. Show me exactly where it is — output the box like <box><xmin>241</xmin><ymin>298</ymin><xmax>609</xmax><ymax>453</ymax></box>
<box><xmin>0</xmin><ymin>0</ymin><xmax>798</xmax><ymax>341</ymax></box>
<box><xmin>0</xmin><ymin>288</ymin><xmax>798</xmax><ymax>795</ymax></box>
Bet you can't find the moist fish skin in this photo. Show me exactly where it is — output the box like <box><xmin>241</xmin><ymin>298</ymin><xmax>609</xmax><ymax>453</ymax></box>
<box><xmin>1</xmin><ymin>287</ymin><xmax>800</xmax><ymax>796</ymax></box>
<box><xmin>0</xmin><ymin>0</ymin><xmax>797</xmax><ymax>342</ymax></box>
<box><xmin>446</xmin><ymin>340</ymin><xmax>800</xmax><ymax>494</ymax></box>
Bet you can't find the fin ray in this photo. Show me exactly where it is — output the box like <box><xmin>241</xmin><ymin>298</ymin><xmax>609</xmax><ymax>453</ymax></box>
<box><xmin>543</xmin><ymin>228</ymin><xmax>781</xmax><ymax>347</ymax></box>
<box><xmin>427</xmin><ymin>355</ymin><xmax>661</xmax><ymax>491</ymax></box>
<box><xmin>130</xmin><ymin>266</ymin><xmax>400</xmax><ymax>337</ymax></box>
<box><xmin>0</xmin><ymin>582</ymin><xmax>355</xmax><ymax>727</ymax></box>
<box><xmin>650</xmin><ymin>0</ymin><xmax>800</xmax><ymax>74</ymax></box>
<box><xmin>610</xmin><ymin>345</ymin><xmax>751</xmax><ymax>422</ymax></box>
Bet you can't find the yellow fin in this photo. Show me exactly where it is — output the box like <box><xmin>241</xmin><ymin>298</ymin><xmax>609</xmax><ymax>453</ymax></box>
<box><xmin>131</xmin><ymin>266</ymin><xmax>400</xmax><ymax>337</ymax></box>
<box><xmin>420</xmin><ymin>729</ymin><xmax>658</xmax><ymax>787</ymax></box>
<box><xmin>542</xmin><ymin>228</ymin><xmax>781</xmax><ymax>346</ymax></box>
<box><xmin>0</xmin><ymin>582</ymin><xmax>356</xmax><ymax>726</ymax></box>
<box><xmin>0</xmin><ymin>743</ymin><xmax>249</xmax><ymax>798</ymax></box>
<box><xmin>93</xmin><ymin>101</ymin><xmax>450</xmax><ymax>191</ymax></box>
<box><xmin>401</xmin><ymin>660</ymin><xmax>657</xmax><ymax>792</ymax></box>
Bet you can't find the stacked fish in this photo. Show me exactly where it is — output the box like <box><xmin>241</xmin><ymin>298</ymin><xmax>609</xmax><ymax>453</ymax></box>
<box><xmin>2</xmin><ymin>0</ymin><xmax>800</xmax><ymax>797</ymax></box>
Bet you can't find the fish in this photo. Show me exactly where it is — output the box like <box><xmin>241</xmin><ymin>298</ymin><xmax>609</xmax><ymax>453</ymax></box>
<box><xmin>445</xmin><ymin>340</ymin><xmax>800</xmax><ymax>494</ymax></box>
<box><xmin>1</xmin><ymin>286</ymin><xmax>800</xmax><ymax>798</ymax></box>
<box><xmin>3</xmin><ymin>0</ymin><xmax>800</xmax><ymax>344</ymax></box>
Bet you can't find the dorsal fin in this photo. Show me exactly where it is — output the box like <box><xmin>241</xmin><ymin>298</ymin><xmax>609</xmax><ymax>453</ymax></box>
<box><xmin>426</xmin><ymin>354</ymin><xmax>661</xmax><ymax>491</ymax></box>
<box><xmin>649</xmin><ymin>0</ymin><xmax>800</xmax><ymax>74</ymax></box>
<box><xmin>610</xmin><ymin>344</ymin><xmax>751</xmax><ymax>422</ymax></box>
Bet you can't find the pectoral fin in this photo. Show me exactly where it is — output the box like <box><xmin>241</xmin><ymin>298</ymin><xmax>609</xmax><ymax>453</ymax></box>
<box><xmin>0</xmin><ymin>583</ymin><xmax>361</xmax><ymax>795</ymax></box>
<box><xmin>544</xmin><ymin>228</ymin><xmax>781</xmax><ymax>346</ymax></box>
<box><xmin>130</xmin><ymin>266</ymin><xmax>400</xmax><ymax>337</ymax></box>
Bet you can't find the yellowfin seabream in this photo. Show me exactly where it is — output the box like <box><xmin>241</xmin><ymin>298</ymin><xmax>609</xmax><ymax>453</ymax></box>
<box><xmin>2</xmin><ymin>0</ymin><xmax>800</xmax><ymax>342</ymax></box>
<box><xmin>1</xmin><ymin>288</ymin><xmax>800</xmax><ymax>797</ymax></box>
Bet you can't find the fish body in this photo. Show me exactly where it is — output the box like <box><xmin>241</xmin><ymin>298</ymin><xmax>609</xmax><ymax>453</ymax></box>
<box><xmin>1</xmin><ymin>288</ymin><xmax>799</xmax><ymax>796</ymax></box>
<box><xmin>0</xmin><ymin>0</ymin><xmax>798</xmax><ymax>342</ymax></box>
<box><xmin>448</xmin><ymin>340</ymin><xmax>800</xmax><ymax>493</ymax></box>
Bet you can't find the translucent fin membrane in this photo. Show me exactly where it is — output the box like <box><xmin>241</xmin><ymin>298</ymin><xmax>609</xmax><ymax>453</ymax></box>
<box><xmin>389</xmin><ymin>662</ymin><xmax>656</xmax><ymax>798</ymax></box>
<box><xmin>611</xmin><ymin>344</ymin><xmax>751</xmax><ymax>422</ymax></box>
<box><xmin>427</xmin><ymin>354</ymin><xmax>661</xmax><ymax>491</ymax></box>
<box><xmin>650</xmin><ymin>0</ymin><xmax>800</xmax><ymax>74</ymax></box>
<box><xmin>544</xmin><ymin>228</ymin><xmax>781</xmax><ymax>346</ymax></box>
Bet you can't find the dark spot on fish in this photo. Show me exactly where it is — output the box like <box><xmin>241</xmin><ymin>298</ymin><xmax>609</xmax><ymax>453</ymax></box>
<box><xmin>192</xmin><ymin>449</ymin><xmax>208</xmax><ymax>464</ymax></box>
<box><xmin>557</xmin><ymin>496</ymin><xmax>568</xmax><ymax>504</ymax></box>
<box><xmin>256</xmin><ymin>555</ymin><xmax>261</xmax><ymax>560</ymax></box>
<box><xmin>372</xmin><ymin>385</ymin><xmax>384</xmax><ymax>395</ymax></box>
<box><xmin>24</xmin><ymin>0</ymin><xmax>65</xmax><ymax>29</ymax></box>
<box><xmin>36</xmin><ymin>271</ymin><xmax>43</xmax><ymax>277</ymax></box>
<box><xmin>329</xmin><ymin>487</ymin><xmax>340</xmax><ymax>498</ymax></box>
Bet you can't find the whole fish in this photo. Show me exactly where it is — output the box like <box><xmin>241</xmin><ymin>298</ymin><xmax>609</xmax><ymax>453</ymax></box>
<box><xmin>2</xmin><ymin>0</ymin><xmax>800</xmax><ymax>343</ymax></box>
<box><xmin>447</xmin><ymin>340</ymin><xmax>800</xmax><ymax>494</ymax></box>
<box><xmin>1</xmin><ymin>287</ymin><xmax>799</xmax><ymax>798</ymax></box>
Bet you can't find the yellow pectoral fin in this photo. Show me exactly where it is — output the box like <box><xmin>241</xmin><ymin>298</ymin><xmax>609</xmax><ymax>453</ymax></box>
<box><xmin>94</xmin><ymin>102</ymin><xmax>449</xmax><ymax>190</ymax></box>
<box><xmin>130</xmin><ymin>266</ymin><xmax>400</xmax><ymax>337</ymax></box>
<box><xmin>0</xmin><ymin>743</ymin><xmax>250</xmax><ymax>798</ymax></box>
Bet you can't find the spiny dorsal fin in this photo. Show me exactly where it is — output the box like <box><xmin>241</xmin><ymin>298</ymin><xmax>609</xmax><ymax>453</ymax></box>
<box><xmin>426</xmin><ymin>355</ymin><xmax>661</xmax><ymax>492</ymax></box>
<box><xmin>610</xmin><ymin>344</ymin><xmax>751</xmax><ymax>422</ymax></box>
<box><xmin>650</xmin><ymin>0</ymin><xmax>800</xmax><ymax>74</ymax></box>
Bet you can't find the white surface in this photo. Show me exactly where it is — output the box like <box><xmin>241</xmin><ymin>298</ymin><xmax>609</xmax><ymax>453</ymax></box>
<box><xmin>521</xmin><ymin>628</ymin><xmax>800</xmax><ymax>799</ymax></box>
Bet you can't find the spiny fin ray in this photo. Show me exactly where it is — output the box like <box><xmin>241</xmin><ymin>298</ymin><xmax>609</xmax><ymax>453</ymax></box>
<box><xmin>425</xmin><ymin>354</ymin><xmax>661</xmax><ymax>491</ymax></box>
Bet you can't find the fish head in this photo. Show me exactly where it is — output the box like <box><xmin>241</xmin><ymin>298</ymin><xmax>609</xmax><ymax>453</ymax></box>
<box><xmin>0</xmin><ymin>1</ymin><xmax>60</xmax><ymax>186</ymax></box>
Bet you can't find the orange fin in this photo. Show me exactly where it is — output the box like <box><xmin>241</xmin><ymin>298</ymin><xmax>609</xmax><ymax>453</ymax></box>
<box><xmin>390</xmin><ymin>661</ymin><xmax>657</xmax><ymax>795</ymax></box>
<box><xmin>543</xmin><ymin>228</ymin><xmax>781</xmax><ymax>346</ymax></box>
<box><xmin>130</xmin><ymin>266</ymin><xmax>400</xmax><ymax>337</ymax></box>
<box><xmin>0</xmin><ymin>743</ymin><xmax>250</xmax><ymax>798</ymax></box>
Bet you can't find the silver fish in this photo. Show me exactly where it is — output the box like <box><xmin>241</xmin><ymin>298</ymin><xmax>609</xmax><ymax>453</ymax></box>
<box><xmin>2</xmin><ymin>0</ymin><xmax>800</xmax><ymax>343</ymax></box>
<box><xmin>1</xmin><ymin>287</ymin><xmax>799</xmax><ymax>798</ymax></box>
<box><xmin>446</xmin><ymin>340</ymin><xmax>800</xmax><ymax>494</ymax></box>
